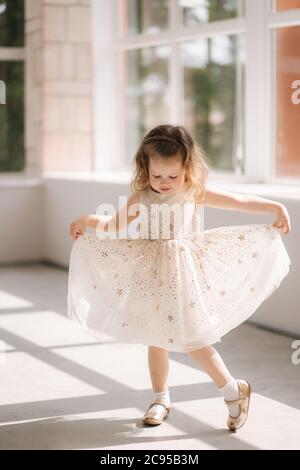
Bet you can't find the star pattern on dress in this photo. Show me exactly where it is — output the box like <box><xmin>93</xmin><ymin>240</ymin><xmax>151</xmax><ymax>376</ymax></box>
<box><xmin>68</xmin><ymin>191</ymin><xmax>290</xmax><ymax>355</ymax></box>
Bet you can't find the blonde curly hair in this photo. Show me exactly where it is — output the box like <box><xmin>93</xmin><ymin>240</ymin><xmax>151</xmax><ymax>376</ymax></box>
<box><xmin>130</xmin><ymin>124</ymin><xmax>212</xmax><ymax>202</ymax></box>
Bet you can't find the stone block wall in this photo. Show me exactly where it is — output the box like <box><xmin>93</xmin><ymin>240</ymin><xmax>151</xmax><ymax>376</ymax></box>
<box><xmin>25</xmin><ymin>0</ymin><xmax>93</xmax><ymax>175</ymax></box>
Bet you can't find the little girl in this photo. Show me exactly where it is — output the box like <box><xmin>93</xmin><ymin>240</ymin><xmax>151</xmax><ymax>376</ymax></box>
<box><xmin>68</xmin><ymin>124</ymin><xmax>291</xmax><ymax>432</ymax></box>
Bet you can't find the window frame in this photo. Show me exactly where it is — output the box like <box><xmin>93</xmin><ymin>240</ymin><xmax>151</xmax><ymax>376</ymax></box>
<box><xmin>93</xmin><ymin>0</ymin><xmax>300</xmax><ymax>184</ymax></box>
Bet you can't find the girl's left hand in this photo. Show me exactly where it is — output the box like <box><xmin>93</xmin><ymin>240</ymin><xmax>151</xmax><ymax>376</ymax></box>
<box><xmin>272</xmin><ymin>204</ymin><xmax>292</xmax><ymax>235</ymax></box>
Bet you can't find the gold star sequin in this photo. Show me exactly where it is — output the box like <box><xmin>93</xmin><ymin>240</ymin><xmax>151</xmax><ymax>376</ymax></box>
<box><xmin>155</xmin><ymin>304</ymin><xmax>160</xmax><ymax>311</ymax></box>
<box><xmin>238</xmin><ymin>234</ymin><xmax>245</xmax><ymax>241</ymax></box>
<box><xmin>168</xmin><ymin>315</ymin><xmax>174</xmax><ymax>322</ymax></box>
<box><xmin>250</xmin><ymin>287</ymin><xmax>255</xmax><ymax>292</ymax></box>
<box><xmin>117</xmin><ymin>288</ymin><xmax>123</xmax><ymax>297</ymax></box>
<box><xmin>252</xmin><ymin>251</ymin><xmax>258</xmax><ymax>258</ymax></box>
<box><xmin>219</xmin><ymin>290</ymin><xmax>226</xmax><ymax>296</ymax></box>
<box><xmin>189</xmin><ymin>301</ymin><xmax>195</xmax><ymax>308</ymax></box>
<box><xmin>168</xmin><ymin>338</ymin><xmax>174</xmax><ymax>343</ymax></box>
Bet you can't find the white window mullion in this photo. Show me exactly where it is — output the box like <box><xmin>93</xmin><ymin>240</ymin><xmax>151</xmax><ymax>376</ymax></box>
<box><xmin>244</xmin><ymin>0</ymin><xmax>271</xmax><ymax>183</ymax></box>
<box><xmin>92</xmin><ymin>0</ymin><xmax>120</xmax><ymax>173</ymax></box>
<box><xmin>267</xmin><ymin>8</ymin><xmax>300</xmax><ymax>28</ymax></box>
<box><xmin>114</xmin><ymin>18</ymin><xmax>246</xmax><ymax>50</ymax></box>
<box><xmin>169</xmin><ymin>0</ymin><xmax>183</xmax><ymax>124</ymax></box>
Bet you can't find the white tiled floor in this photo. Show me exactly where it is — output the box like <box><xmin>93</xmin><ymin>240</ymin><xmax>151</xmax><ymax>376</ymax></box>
<box><xmin>0</xmin><ymin>263</ymin><xmax>299</xmax><ymax>450</ymax></box>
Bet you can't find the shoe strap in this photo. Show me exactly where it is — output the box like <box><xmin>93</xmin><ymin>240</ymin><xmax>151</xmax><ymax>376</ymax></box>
<box><xmin>224</xmin><ymin>396</ymin><xmax>247</xmax><ymax>405</ymax></box>
<box><xmin>146</xmin><ymin>400</ymin><xmax>170</xmax><ymax>413</ymax></box>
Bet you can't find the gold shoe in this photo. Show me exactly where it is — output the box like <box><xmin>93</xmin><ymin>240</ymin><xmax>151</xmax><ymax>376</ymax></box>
<box><xmin>224</xmin><ymin>380</ymin><xmax>251</xmax><ymax>431</ymax></box>
<box><xmin>142</xmin><ymin>399</ymin><xmax>171</xmax><ymax>426</ymax></box>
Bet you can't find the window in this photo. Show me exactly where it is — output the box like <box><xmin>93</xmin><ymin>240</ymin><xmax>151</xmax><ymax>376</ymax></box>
<box><xmin>0</xmin><ymin>0</ymin><xmax>25</xmax><ymax>172</ymax></box>
<box><xmin>121</xmin><ymin>0</ymin><xmax>169</xmax><ymax>35</ymax></box>
<box><xmin>182</xmin><ymin>34</ymin><xmax>245</xmax><ymax>172</ymax></box>
<box><xmin>115</xmin><ymin>0</ymin><xmax>245</xmax><ymax>176</ymax></box>
<box><xmin>271</xmin><ymin>1</ymin><xmax>300</xmax><ymax>180</ymax></box>
<box><xmin>181</xmin><ymin>0</ymin><xmax>245</xmax><ymax>25</ymax></box>
<box><xmin>275</xmin><ymin>0</ymin><xmax>300</xmax><ymax>11</ymax></box>
<box><xmin>94</xmin><ymin>0</ymin><xmax>300</xmax><ymax>182</ymax></box>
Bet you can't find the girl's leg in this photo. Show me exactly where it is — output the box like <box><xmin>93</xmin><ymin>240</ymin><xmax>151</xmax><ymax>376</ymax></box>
<box><xmin>187</xmin><ymin>345</ymin><xmax>232</xmax><ymax>388</ymax></box>
<box><xmin>148</xmin><ymin>345</ymin><xmax>169</xmax><ymax>392</ymax></box>
<box><xmin>143</xmin><ymin>346</ymin><xmax>170</xmax><ymax>423</ymax></box>
<box><xmin>188</xmin><ymin>345</ymin><xmax>241</xmax><ymax>417</ymax></box>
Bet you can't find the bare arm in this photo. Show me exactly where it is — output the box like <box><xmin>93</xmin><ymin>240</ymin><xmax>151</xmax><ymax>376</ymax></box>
<box><xmin>203</xmin><ymin>185</ymin><xmax>281</xmax><ymax>214</ymax></box>
<box><xmin>202</xmin><ymin>185</ymin><xmax>292</xmax><ymax>234</ymax></box>
<box><xmin>70</xmin><ymin>191</ymin><xmax>141</xmax><ymax>240</ymax></box>
<box><xmin>98</xmin><ymin>191</ymin><xmax>141</xmax><ymax>233</ymax></box>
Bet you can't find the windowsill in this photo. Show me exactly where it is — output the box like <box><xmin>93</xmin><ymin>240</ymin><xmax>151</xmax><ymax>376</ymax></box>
<box><xmin>43</xmin><ymin>170</ymin><xmax>300</xmax><ymax>200</ymax></box>
<box><xmin>0</xmin><ymin>173</ymin><xmax>44</xmax><ymax>188</ymax></box>
<box><xmin>1</xmin><ymin>171</ymin><xmax>300</xmax><ymax>200</ymax></box>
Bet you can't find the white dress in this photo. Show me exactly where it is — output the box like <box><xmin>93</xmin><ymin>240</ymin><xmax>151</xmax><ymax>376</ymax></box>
<box><xmin>67</xmin><ymin>185</ymin><xmax>291</xmax><ymax>353</ymax></box>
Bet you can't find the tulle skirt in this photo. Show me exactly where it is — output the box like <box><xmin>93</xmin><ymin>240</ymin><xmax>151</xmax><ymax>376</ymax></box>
<box><xmin>67</xmin><ymin>223</ymin><xmax>290</xmax><ymax>353</ymax></box>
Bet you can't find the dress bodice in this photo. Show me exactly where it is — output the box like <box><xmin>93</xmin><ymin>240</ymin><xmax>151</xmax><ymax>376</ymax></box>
<box><xmin>138</xmin><ymin>185</ymin><xmax>203</xmax><ymax>241</ymax></box>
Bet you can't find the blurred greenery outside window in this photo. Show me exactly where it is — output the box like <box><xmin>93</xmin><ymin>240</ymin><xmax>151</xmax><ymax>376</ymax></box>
<box><xmin>119</xmin><ymin>0</ymin><xmax>245</xmax><ymax>175</ymax></box>
<box><xmin>0</xmin><ymin>0</ymin><xmax>25</xmax><ymax>172</ymax></box>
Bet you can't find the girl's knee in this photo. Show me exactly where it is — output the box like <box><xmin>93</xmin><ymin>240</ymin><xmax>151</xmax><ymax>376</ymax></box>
<box><xmin>188</xmin><ymin>345</ymin><xmax>217</xmax><ymax>356</ymax></box>
<box><xmin>148</xmin><ymin>345</ymin><xmax>168</xmax><ymax>354</ymax></box>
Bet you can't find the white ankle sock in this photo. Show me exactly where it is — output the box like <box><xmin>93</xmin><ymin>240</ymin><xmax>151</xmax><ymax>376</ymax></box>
<box><xmin>150</xmin><ymin>389</ymin><xmax>170</xmax><ymax>413</ymax></box>
<box><xmin>218</xmin><ymin>378</ymin><xmax>240</xmax><ymax>418</ymax></box>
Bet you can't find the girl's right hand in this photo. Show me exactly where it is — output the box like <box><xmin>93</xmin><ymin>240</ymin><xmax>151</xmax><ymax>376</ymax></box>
<box><xmin>70</xmin><ymin>216</ymin><xmax>88</xmax><ymax>240</ymax></box>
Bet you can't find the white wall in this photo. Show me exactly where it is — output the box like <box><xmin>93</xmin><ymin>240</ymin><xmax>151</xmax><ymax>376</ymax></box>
<box><xmin>0</xmin><ymin>176</ymin><xmax>298</xmax><ymax>337</ymax></box>
<box><xmin>0</xmin><ymin>179</ymin><xmax>44</xmax><ymax>262</ymax></box>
